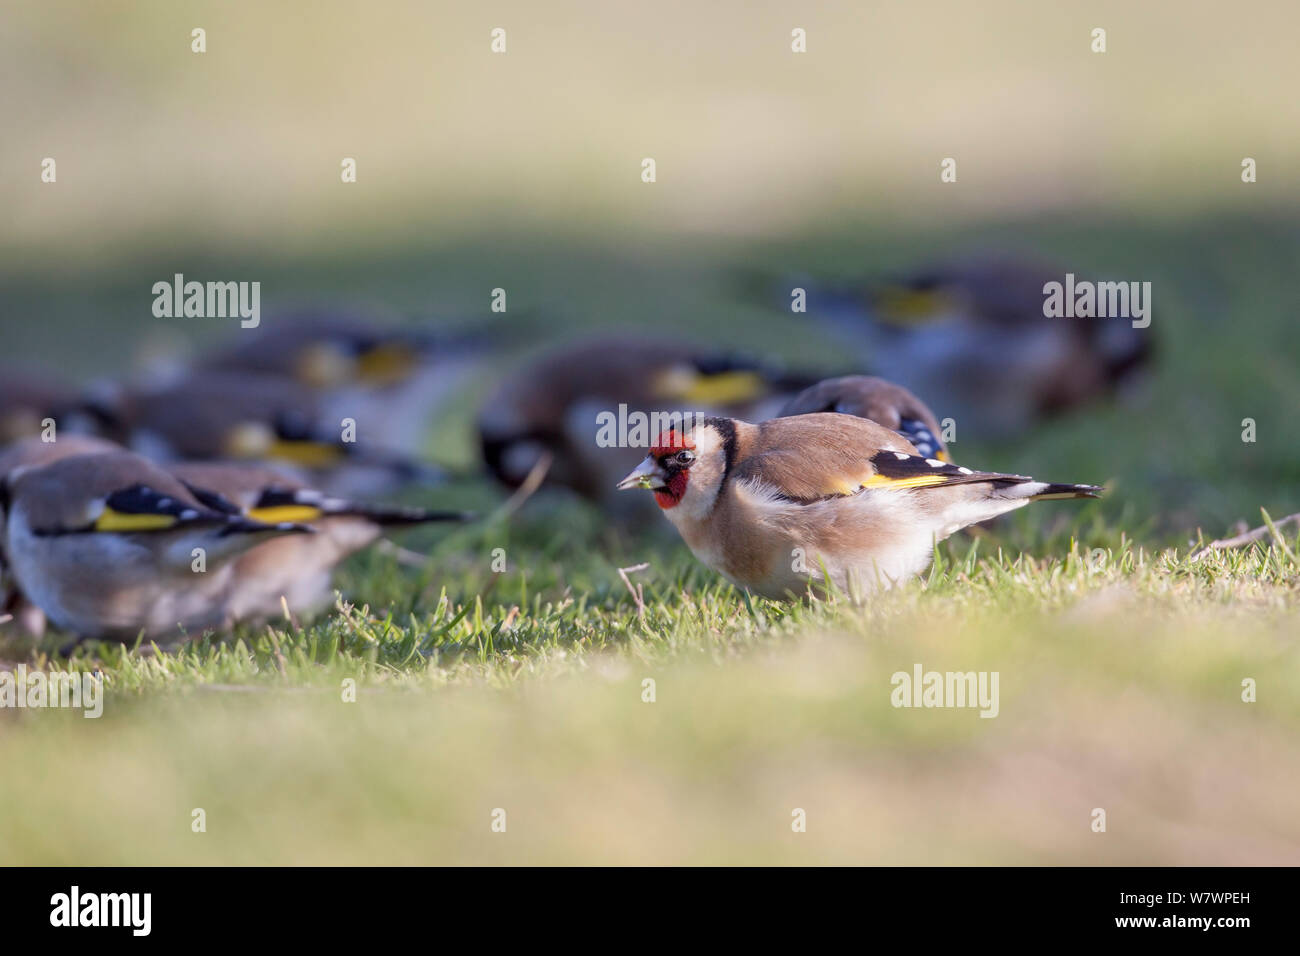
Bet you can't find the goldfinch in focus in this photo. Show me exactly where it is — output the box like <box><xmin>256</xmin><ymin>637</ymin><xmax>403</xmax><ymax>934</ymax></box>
<box><xmin>616</xmin><ymin>414</ymin><xmax>1100</xmax><ymax>599</ymax></box>
<box><xmin>168</xmin><ymin>461</ymin><xmax>470</xmax><ymax>623</ymax></box>
<box><xmin>777</xmin><ymin>374</ymin><xmax>950</xmax><ymax>462</ymax></box>
<box><xmin>1</xmin><ymin>451</ymin><xmax>313</xmax><ymax>641</ymax></box>
<box><xmin>478</xmin><ymin>334</ymin><xmax>815</xmax><ymax>504</ymax></box>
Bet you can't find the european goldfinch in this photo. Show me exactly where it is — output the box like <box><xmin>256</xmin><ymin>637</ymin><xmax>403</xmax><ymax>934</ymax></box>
<box><xmin>616</xmin><ymin>414</ymin><xmax>1100</xmax><ymax>599</ymax></box>
<box><xmin>197</xmin><ymin>313</ymin><xmax>460</xmax><ymax>386</ymax></box>
<box><xmin>0</xmin><ymin>434</ymin><xmax>123</xmax><ymax>478</ymax></box>
<box><xmin>168</xmin><ymin>461</ymin><xmax>469</xmax><ymax>623</ymax></box>
<box><xmin>0</xmin><ymin>369</ymin><xmax>83</xmax><ymax>443</ymax></box>
<box><xmin>768</xmin><ymin>254</ymin><xmax>1151</xmax><ymax>436</ymax></box>
<box><xmin>777</xmin><ymin>375</ymin><xmax>950</xmax><ymax>462</ymax></box>
<box><xmin>196</xmin><ymin>313</ymin><xmax>485</xmax><ymax>455</ymax></box>
<box><xmin>1</xmin><ymin>451</ymin><xmax>314</xmax><ymax>641</ymax></box>
<box><xmin>478</xmin><ymin>334</ymin><xmax>814</xmax><ymax>503</ymax></box>
<box><xmin>92</xmin><ymin>371</ymin><xmax>441</xmax><ymax>497</ymax></box>
<box><xmin>0</xmin><ymin>434</ymin><xmax>124</xmax><ymax>637</ymax></box>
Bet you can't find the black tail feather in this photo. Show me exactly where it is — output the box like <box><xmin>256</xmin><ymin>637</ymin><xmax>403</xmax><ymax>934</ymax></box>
<box><xmin>1028</xmin><ymin>482</ymin><xmax>1103</xmax><ymax>500</ymax></box>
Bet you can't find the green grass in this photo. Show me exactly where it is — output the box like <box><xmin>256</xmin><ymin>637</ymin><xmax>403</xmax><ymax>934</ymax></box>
<box><xmin>2</xmin><ymin>216</ymin><xmax>1299</xmax><ymax>864</ymax></box>
<box><xmin>1</xmin><ymin>530</ymin><xmax>1298</xmax><ymax>864</ymax></box>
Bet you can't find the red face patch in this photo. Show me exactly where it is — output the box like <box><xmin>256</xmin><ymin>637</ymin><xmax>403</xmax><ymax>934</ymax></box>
<box><xmin>654</xmin><ymin>470</ymin><xmax>690</xmax><ymax>509</ymax></box>
<box><xmin>649</xmin><ymin>429</ymin><xmax>694</xmax><ymax>458</ymax></box>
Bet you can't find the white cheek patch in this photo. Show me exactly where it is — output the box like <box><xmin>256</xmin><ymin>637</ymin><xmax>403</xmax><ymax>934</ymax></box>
<box><xmin>664</xmin><ymin>424</ymin><xmax>727</xmax><ymax>518</ymax></box>
<box><xmin>689</xmin><ymin>424</ymin><xmax>723</xmax><ymax>458</ymax></box>
<box><xmin>669</xmin><ymin>447</ymin><xmax>721</xmax><ymax>518</ymax></box>
<box><xmin>673</xmin><ymin>472</ymin><xmax>717</xmax><ymax>520</ymax></box>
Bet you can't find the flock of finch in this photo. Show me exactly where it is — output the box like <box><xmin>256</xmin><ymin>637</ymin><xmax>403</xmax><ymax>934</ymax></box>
<box><xmin>0</xmin><ymin>255</ymin><xmax>1150</xmax><ymax>645</ymax></box>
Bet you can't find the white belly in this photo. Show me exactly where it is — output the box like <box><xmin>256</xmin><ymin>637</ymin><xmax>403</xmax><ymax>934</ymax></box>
<box><xmin>6</xmin><ymin>513</ymin><xmax>234</xmax><ymax>641</ymax></box>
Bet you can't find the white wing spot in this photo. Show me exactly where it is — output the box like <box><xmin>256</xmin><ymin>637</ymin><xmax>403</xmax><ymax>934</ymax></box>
<box><xmin>893</xmin><ymin>452</ymin><xmax>910</xmax><ymax>460</ymax></box>
<box><xmin>926</xmin><ymin>458</ymin><xmax>945</xmax><ymax>468</ymax></box>
<box><xmin>957</xmin><ymin>467</ymin><xmax>973</xmax><ymax>475</ymax></box>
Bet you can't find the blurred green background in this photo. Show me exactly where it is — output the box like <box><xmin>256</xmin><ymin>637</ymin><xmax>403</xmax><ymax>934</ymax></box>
<box><xmin>3</xmin><ymin>0</ymin><xmax>1298</xmax><ymax>532</ymax></box>
<box><xmin>5</xmin><ymin>0</ymin><xmax>1299</xmax><ymax>253</ymax></box>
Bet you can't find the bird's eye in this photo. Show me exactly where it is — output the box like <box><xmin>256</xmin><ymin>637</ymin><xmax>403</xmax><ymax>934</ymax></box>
<box><xmin>675</xmin><ymin>450</ymin><xmax>696</xmax><ymax>465</ymax></box>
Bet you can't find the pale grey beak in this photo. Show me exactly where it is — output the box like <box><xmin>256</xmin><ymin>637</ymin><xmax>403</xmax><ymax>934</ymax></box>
<box><xmin>616</xmin><ymin>456</ymin><xmax>666</xmax><ymax>491</ymax></box>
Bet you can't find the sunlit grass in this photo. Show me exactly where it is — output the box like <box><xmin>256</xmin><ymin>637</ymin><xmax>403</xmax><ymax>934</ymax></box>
<box><xmin>1</xmin><ymin>529</ymin><xmax>1296</xmax><ymax>865</ymax></box>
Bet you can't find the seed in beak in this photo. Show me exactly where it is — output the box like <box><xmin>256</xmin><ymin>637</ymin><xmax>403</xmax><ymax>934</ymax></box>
<box><xmin>616</xmin><ymin>457</ymin><xmax>666</xmax><ymax>491</ymax></box>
